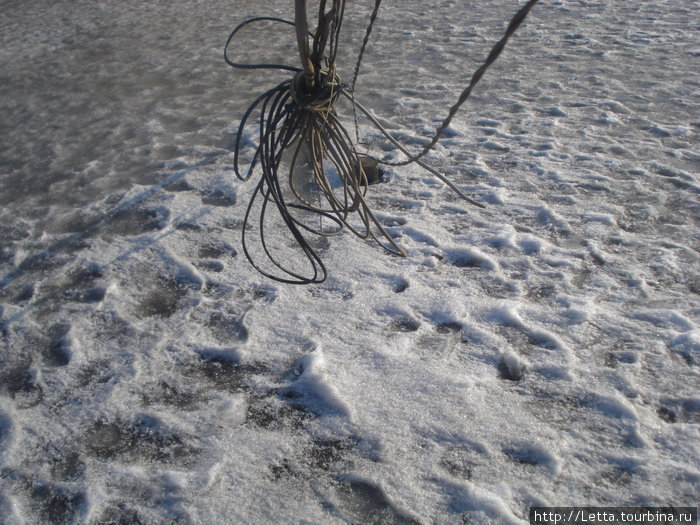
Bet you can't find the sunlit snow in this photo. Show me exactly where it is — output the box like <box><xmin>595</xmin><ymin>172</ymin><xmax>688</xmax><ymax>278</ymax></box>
<box><xmin>0</xmin><ymin>1</ymin><xmax>698</xmax><ymax>523</ymax></box>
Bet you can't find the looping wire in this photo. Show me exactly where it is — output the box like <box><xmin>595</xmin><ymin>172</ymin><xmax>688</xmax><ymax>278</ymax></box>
<box><xmin>225</xmin><ymin>0</ymin><xmax>540</xmax><ymax>283</ymax></box>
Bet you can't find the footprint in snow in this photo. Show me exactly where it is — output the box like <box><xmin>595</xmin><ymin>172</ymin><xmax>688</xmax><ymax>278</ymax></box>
<box><xmin>333</xmin><ymin>479</ymin><xmax>420</xmax><ymax>525</ymax></box>
<box><xmin>498</xmin><ymin>349</ymin><xmax>528</xmax><ymax>382</ymax></box>
<box><xmin>45</xmin><ymin>323</ymin><xmax>72</xmax><ymax>367</ymax></box>
<box><xmin>440</xmin><ymin>442</ymin><xmax>490</xmax><ymax>480</ymax></box>
<box><xmin>200</xmin><ymin>189</ymin><xmax>236</xmax><ymax>207</ymax></box>
<box><xmin>657</xmin><ymin>398</ymin><xmax>700</xmax><ymax>425</ymax></box>
<box><xmin>444</xmin><ymin>247</ymin><xmax>497</xmax><ymax>271</ymax></box>
<box><xmin>22</xmin><ymin>481</ymin><xmax>85</xmax><ymax>525</ymax></box>
<box><xmin>388</xmin><ymin>312</ymin><xmax>421</xmax><ymax>333</ymax></box>
<box><xmin>186</xmin><ymin>349</ymin><xmax>262</xmax><ymax>392</ymax></box>
<box><xmin>281</xmin><ymin>349</ymin><xmax>354</xmax><ymax>421</ymax></box>
<box><xmin>502</xmin><ymin>441</ymin><xmax>562</xmax><ymax>475</ymax></box>
<box><xmin>388</xmin><ymin>276</ymin><xmax>409</xmax><ymax>293</ymax></box>
<box><xmin>93</xmin><ymin>503</ymin><xmax>142</xmax><ymax>525</ymax></box>
<box><xmin>83</xmin><ymin>415</ymin><xmax>200</xmax><ymax>465</ymax></box>
<box><xmin>162</xmin><ymin>178</ymin><xmax>194</xmax><ymax>192</ymax></box>
<box><xmin>417</xmin><ymin>319</ymin><xmax>464</xmax><ymax>359</ymax></box>
<box><xmin>1</xmin><ymin>365</ymin><xmax>44</xmax><ymax>409</ymax></box>
<box><xmin>204</xmin><ymin>311</ymin><xmax>249</xmax><ymax>344</ymax></box>
<box><xmin>104</xmin><ymin>206</ymin><xmax>169</xmax><ymax>236</ymax></box>
<box><xmin>137</xmin><ymin>277</ymin><xmax>190</xmax><ymax>318</ymax></box>
<box><xmin>0</xmin><ymin>409</ymin><xmax>11</xmax><ymax>454</ymax></box>
<box><xmin>246</xmin><ymin>394</ymin><xmax>311</xmax><ymax>431</ymax></box>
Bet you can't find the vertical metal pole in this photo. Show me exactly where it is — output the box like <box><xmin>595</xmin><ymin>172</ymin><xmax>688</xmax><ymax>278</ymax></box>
<box><xmin>295</xmin><ymin>0</ymin><xmax>315</xmax><ymax>89</ymax></box>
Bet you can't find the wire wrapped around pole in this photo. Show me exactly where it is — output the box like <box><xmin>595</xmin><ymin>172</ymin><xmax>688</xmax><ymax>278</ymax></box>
<box><xmin>295</xmin><ymin>0</ymin><xmax>316</xmax><ymax>89</ymax></box>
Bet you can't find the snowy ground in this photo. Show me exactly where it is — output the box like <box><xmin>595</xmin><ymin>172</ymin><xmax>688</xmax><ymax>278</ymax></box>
<box><xmin>0</xmin><ymin>0</ymin><xmax>698</xmax><ymax>523</ymax></box>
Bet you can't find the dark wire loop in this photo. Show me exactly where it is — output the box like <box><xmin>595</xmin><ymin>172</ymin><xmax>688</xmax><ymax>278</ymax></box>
<box><xmin>224</xmin><ymin>16</ymin><xmax>315</xmax><ymax>73</ymax></box>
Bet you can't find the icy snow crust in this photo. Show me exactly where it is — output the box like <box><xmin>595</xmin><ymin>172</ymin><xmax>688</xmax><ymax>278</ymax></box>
<box><xmin>0</xmin><ymin>0</ymin><xmax>698</xmax><ymax>523</ymax></box>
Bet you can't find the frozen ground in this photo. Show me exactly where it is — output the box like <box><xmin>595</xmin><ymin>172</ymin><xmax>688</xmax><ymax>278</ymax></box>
<box><xmin>0</xmin><ymin>0</ymin><xmax>698</xmax><ymax>523</ymax></box>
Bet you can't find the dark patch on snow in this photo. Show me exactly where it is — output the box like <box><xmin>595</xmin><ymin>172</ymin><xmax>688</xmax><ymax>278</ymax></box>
<box><xmin>390</xmin><ymin>314</ymin><xmax>421</xmax><ymax>333</ymax></box>
<box><xmin>1</xmin><ymin>365</ymin><xmax>44</xmax><ymax>408</ymax></box>
<box><xmin>246</xmin><ymin>394</ymin><xmax>311</xmax><ymax>431</ymax></box>
<box><xmin>188</xmin><ymin>351</ymin><xmax>262</xmax><ymax>392</ymax></box>
<box><xmin>30</xmin><ymin>482</ymin><xmax>85</xmax><ymax>525</ymax></box>
<box><xmin>205</xmin><ymin>311</ymin><xmax>249</xmax><ymax>343</ymax></box>
<box><xmin>94</xmin><ymin>503</ymin><xmax>144</xmax><ymax>525</ymax></box>
<box><xmin>105</xmin><ymin>206</ymin><xmax>169</xmax><ymax>236</ymax></box>
<box><xmin>334</xmin><ymin>478</ymin><xmax>420</xmax><ymax>525</ymax></box>
<box><xmin>201</xmin><ymin>189</ymin><xmax>236</xmax><ymax>207</ymax></box>
<box><xmin>84</xmin><ymin>415</ymin><xmax>200</xmax><ymax>465</ymax></box>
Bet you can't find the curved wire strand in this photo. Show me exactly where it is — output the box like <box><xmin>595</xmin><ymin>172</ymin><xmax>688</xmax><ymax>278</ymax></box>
<box><xmin>225</xmin><ymin>16</ymin><xmax>314</xmax><ymax>73</ymax></box>
<box><xmin>377</xmin><ymin>0</ymin><xmax>540</xmax><ymax>167</ymax></box>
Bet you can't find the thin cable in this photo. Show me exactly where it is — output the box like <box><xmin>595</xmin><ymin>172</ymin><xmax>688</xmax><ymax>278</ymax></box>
<box><xmin>380</xmin><ymin>0</ymin><xmax>540</xmax><ymax>167</ymax></box>
<box><xmin>351</xmin><ymin>0</ymin><xmax>381</xmax><ymax>93</ymax></box>
<box><xmin>350</xmin><ymin>0</ymin><xmax>382</xmax><ymax>144</ymax></box>
<box><xmin>342</xmin><ymin>90</ymin><xmax>485</xmax><ymax>209</ymax></box>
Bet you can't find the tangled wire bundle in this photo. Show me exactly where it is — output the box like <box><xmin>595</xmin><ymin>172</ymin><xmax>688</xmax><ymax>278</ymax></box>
<box><xmin>225</xmin><ymin>0</ymin><xmax>539</xmax><ymax>284</ymax></box>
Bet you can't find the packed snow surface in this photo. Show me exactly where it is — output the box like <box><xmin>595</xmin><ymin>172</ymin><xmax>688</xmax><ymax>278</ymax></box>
<box><xmin>1</xmin><ymin>0</ymin><xmax>698</xmax><ymax>523</ymax></box>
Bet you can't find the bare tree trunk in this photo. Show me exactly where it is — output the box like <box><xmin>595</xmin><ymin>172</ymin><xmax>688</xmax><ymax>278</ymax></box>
<box><xmin>295</xmin><ymin>0</ymin><xmax>315</xmax><ymax>89</ymax></box>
